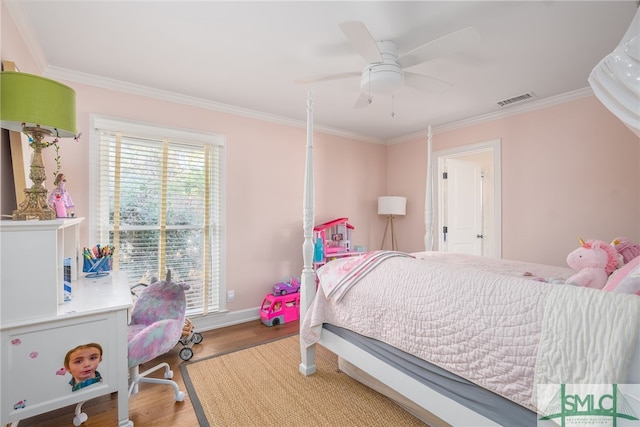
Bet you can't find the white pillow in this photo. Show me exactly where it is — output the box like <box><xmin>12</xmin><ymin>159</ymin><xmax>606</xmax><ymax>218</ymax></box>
<box><xmin>603</xmin><ymin>256</ymin><xmax>640</xmax><ymax>295</ymax></box>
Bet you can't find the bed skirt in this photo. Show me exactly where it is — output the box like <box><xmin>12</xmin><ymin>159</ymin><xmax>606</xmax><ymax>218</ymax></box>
<box><xmin>325</xmin><ymin>323</ymin><xmax>537</xmax><ymax>427</ymax></box>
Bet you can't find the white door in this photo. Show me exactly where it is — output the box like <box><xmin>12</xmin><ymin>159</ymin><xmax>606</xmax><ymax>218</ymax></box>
<box><xmin>443</xmin><ymin>158</ymin><xmax>483</xmax><ymax>255</ymax></box>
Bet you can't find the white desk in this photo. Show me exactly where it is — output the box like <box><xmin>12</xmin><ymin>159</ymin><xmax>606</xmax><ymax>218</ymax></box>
<box><xmin>1</xmin><ymin>272</ymin><xmax>133</xmax><ymax>426</ymax></box>
<box><xmin>1</xmin><ymin>217</ymin><xmax>85</xmax><ymax>323</ymax></box>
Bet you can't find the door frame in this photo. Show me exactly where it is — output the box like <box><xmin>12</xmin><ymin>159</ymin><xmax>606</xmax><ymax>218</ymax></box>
<box><xmin>432</xmin><ymin>139</ymin><xmax>502</xmax><ymax>258</ymax></box>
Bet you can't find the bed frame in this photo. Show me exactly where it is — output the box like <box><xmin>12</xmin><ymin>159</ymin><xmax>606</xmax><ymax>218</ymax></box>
<box><xmin>297</xmin><ymin>94</ymin><xmax>500</xmax><ymax>426</ymax></box>
<box><xmin>297</xmin><ymin>4</ymin><xmax>640</xmax><ymax>406</ymax></box>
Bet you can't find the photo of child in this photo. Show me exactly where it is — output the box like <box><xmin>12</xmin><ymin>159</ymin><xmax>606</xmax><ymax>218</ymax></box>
<box><xmin>64</xmin><ymin>343</ymin><xmax>104</xmax><ymax>392</ymax></box>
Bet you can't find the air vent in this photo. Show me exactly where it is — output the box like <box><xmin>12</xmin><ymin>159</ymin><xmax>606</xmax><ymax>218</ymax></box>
<box><xmin>496</xmin><ymin>92</ymin><xmax>535</xmax><ymax>107</ymax></box>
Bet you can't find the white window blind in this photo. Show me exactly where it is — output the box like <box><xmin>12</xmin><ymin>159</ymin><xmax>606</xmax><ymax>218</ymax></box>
<box><xmin>91</xmin><ymin>117</ymin><xmax>225</xmax><ymax>316</ymax></box>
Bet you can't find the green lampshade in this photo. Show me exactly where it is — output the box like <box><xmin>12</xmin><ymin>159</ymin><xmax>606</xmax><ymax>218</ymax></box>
<box><xmin>0</xmin><ymin>71</ymin><xmax>77</xmax><ymax>138</ymax></box>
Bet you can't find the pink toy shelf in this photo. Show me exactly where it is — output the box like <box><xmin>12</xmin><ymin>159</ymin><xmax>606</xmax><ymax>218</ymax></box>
<box><xmin>313</xmin><ymin>217</ymin><xmax>362</xmax><ymax>267</ymax></box>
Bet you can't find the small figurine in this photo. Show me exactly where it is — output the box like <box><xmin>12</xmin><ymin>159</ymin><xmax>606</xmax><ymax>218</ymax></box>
<box><xmin>49</xmin><ymin>173</ymin><xmax>75</xmax><ymax>217</ymax></box>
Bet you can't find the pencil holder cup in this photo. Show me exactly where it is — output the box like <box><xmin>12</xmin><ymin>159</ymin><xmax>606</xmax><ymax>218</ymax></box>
<box><xmin>83</xmin><ymin>257</ymin><xmax>112</xmax><ymax>278</ymax></box>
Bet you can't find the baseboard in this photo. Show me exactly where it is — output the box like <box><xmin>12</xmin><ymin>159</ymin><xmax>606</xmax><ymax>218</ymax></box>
<box><xmin>189</xmin><ymin>307</ymin><xmax>260</xmax><ymax>332</ymax></box>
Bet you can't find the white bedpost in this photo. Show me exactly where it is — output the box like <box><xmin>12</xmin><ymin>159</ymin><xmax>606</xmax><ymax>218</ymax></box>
<box><xmin>424</xmin><ymin>126</ymin><xmax>435</xmax><ymax>251</ymax></box>
<box><xmin>300</xmin><ymin>91</ymin><xmax>317</xmax><ymax>376</ymax></box>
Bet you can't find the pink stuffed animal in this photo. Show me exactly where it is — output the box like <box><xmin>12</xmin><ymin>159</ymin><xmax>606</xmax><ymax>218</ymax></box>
<box><xmin>566</xmin><ymin>238</ymin><xmax>619</xmax><ymax>289</ymax></box>
<box><xmin>612</xmin><ymin>237</ymin><xmax>640</xmax><ymax>265</ymax></box>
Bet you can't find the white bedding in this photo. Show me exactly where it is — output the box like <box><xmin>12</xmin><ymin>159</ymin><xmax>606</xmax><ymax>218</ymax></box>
<box><xmin>533</xmin><ymin>284</ymin><xmax>640</xmax><ymax>408</ymax></box>
<box><xmin>301</xmin><ymin>251</ymin><xmax>640</xmax><ymax>412</ymax></box>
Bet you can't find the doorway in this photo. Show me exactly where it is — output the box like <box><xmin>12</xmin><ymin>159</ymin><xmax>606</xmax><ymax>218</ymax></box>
<box><xmin>432</xmin><ymin>139</ymin><xmax>502</xmax><ymax>258</ymax></box>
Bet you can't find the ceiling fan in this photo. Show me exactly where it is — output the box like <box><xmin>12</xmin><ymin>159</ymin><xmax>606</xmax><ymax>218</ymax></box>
<box><xmin>295</xmin><ymin>21</ymin><xmax>481</xmax><ymax>109</ymax></box>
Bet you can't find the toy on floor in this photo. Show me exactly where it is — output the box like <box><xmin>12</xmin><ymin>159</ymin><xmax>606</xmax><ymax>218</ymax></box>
<box><xmin>260</xmin><ymin>293</ymin><xmax>300</xmax><ymax>326</ymax></box>
<box><xmin>177</xmin><ymin>317</ymin><xmax>203</xmax><ymax>361</ymax></box>
<box><xmin>272</xmin><ymin>276</ymin><xmax>300</xmax><ymax>295</ymax></box>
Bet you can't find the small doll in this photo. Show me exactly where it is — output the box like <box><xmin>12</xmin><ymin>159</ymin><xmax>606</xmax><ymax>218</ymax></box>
<box><xmin>48</xmin><ymin>173</ymin><xmax>75</xmax><ymax>215</ymax></box>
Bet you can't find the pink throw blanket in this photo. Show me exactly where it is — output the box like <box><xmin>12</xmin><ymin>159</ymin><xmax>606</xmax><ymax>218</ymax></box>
<box><xmin>318</xmin><ymin>250</ymin><xmax>414</xmax><ymax>302</ymax></box>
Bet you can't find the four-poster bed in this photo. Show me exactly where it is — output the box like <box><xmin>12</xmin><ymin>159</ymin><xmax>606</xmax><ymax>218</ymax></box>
<box><xmin>298</xmin><ymin>93</ymin><xmax>640</xmax><ymax>426</ymax></box>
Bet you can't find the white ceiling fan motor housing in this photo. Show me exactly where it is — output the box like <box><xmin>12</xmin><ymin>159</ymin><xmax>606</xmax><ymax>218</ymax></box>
<box><xmin>360</xmin><ymin>40</ymin><xmax>405</xmax><ymax>95</ymax></box>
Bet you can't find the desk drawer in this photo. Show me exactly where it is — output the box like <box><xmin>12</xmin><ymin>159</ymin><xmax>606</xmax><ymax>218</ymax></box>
<box><xmin>1</xmin><ymin>312</ymin><xmax>122</xmax><ymax>424</ymax></box>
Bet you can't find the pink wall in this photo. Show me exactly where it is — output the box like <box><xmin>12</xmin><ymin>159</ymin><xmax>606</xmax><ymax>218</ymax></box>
<box><xmin>1</xmin><ymin>4</ymin><xmax>39</xmax><ymax>74</ymax></box>
<box><xmin>390</xmin><ymin>97</ymin><xmax>640</xmax><ymax>267</ymax></box>
<box><xmin>47</xmin><ymin>84</ymin><xmax>389</xmax><ymax>311</ymax></box>
<box><xmin>3</xmin><ymin>2</ymin><xmax>638</xmax><ymax>311</ymax></box>
<box><xmin>1</xmin><ymin>3</ymin><xmax>387</xmax><ymax>311</ymax></box>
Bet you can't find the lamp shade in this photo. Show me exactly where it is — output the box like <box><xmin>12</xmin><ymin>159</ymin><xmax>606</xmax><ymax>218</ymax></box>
<box><xmin>378</xmin><ymin>196</ymin><xmax>406</xmax><ymax>216</ymax></box>
<box><xmin>0</xmin><ymin>71</ymin><xmax>77</xmax><ymax>137</ymax></box>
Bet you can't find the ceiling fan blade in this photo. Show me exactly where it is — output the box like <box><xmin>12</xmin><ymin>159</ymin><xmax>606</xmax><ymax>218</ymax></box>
<box><xmin>294</xmin><ymin>71</ymin><xmax>360</xmax><ymax>84</ymax></box>
<box><xmin>398</xmin><ymin>26</ymin><xmax>481</xmax><ymax>69</ymax></box>
<box><xmin>404</xmin><ymin>72</ymin><xmax>452</xmax><ymax>94</ymax></box>
<box><xmin>339</xmin><ymin>21</ymin><xmax>383</xmax><ymax>64</ymax></box>
<box><xmin>353</xmin><ymin>92</ymin><xmax>372</xmax><ymax>109</ymax></box>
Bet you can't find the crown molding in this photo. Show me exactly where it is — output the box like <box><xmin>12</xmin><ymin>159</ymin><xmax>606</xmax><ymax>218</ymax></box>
<box><xmin>3</xmin><ymin>0</ymin><xmax>48</xmax><ymax>73</ymax></box>
<box><xmin>29</xmin><ymin>60</ymin><xmax>593</xmax><ymax>149</ymax></box>
<box><xmin>44</xmin><ymin>65</ymin><xmax>385</xmax><ymax>145</ymax></box>
<box><xmin>5</xmin><ymin>0</ymin><xmax>382</xmax><ymax>145</ymax></box>
<box><xmin>387</xmin><ymin>87</ymin><xmax>594</xmax><ymax>145</ymax></box>
<box><xmin>6</xmin><ymin>0</ymin><xmax>591</xmax><ymax>147</ymax></box>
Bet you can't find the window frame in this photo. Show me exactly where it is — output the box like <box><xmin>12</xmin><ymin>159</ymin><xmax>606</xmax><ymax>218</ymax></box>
<box><xmin>88</xmin><ymin>114</ymin><xmax>227</xmax><ymax>314</ymax></box>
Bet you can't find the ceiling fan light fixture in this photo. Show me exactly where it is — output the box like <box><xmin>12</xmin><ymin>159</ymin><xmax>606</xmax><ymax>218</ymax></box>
<box><xmin>297</xmin><ymin>22</ymin><xmax>469</xmax><ymax>110</ymax></box>
<box><xmin>361</xmin><ymin>63</ymin><xmax>404</xmax><ymax>94</ymax></box>
<box><xmin>358</xmin><ymin>40</ymin><xmax>405</xmax><ymax>95</ymax></box>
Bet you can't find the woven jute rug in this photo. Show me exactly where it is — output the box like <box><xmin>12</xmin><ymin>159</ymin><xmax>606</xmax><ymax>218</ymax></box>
<box><xmin>181</xmin><ymin>335</ymin><xmax>426</xmax><ymax>426</ymax></box>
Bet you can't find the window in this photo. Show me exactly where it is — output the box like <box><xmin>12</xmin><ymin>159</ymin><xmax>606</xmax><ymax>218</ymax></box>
<box><xmin>90</xmin><ymin>116</ymin><xmax>225</xmax><ymax>316</ymax></box>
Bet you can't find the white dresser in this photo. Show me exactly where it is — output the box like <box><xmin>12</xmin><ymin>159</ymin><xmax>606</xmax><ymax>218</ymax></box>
<box><xmin>0</xmin><ymin>219</ymin><xmax>133</xmax><ymax>426</ymax></box>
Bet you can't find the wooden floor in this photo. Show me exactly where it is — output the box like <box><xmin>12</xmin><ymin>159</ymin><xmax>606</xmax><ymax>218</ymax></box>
<box><xmin>16</xmin><ymin>319</ymin><xmax>300</xmax><ymax>427</ymax></box>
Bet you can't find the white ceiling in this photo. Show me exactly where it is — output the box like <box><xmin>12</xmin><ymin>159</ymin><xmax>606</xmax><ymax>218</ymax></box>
<box><xmin>5</xmin><ymin>1</ymin><xmax>637</xmax><ymax>142</ymax></box>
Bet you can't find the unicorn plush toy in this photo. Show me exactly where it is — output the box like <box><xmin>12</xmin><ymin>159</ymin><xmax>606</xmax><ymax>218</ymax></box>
<box><xmin>566</xmin><ymin>238</ymin><xmax>619</xmax><ymax>289</ymax></box>
<box><xmin>612</xmin><ymin>237</ymin><xmax>640</xmax><ymax>266</ymax></box>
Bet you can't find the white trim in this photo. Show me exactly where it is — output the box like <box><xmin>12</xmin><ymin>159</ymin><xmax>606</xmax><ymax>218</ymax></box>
<box><xmin>3</xmin><ymin>0</ymin><xmax>48</xmax><ymax>74</ymax></box>
<box><xmin>191</xmin><ymin>308</ymin><xmax>261</xmax><ymax>333</ymax></box>
<box><xmin>7</xmin><ymin>0</ymin><xmax>593</xmax><ymax>146</ymax></box>
<box><xmin>435</xmin><ymin>88</ymin><xmax>593</xmax><ymax>134</ymax></box>
<box><xmin>92</xmin><ymin>115</ymin><xmax>224</xmax><ymax>146</ymax></box>
<box><xmin>88</xmin><ymin>114</ymin><xmax>227</xmax><ymax>318</ymax></box>
<box><xmin>45</xmin><ymin>66</ymin><xmax>386</xmax><ymax>145</ymax></box>
<box><xmin>388</xmin><ymin>87</ymin><xmax>593</xmax><ymax>145</ymax></box>
<box><xmin>54</xmin><ymin>60</ymin><xmax>591</xmax><ymax>146</ymax></box>
<box><xmin>88</xmin><ymin>114</ymin><xmax>226</xmax><ymax>242</ymax></box>
<box><xmin>424</xmin><ymin>127</ymin><xmax>434</xmax><ymax>251</ymax></box>
<box><xmin>432</xmin><ymin>139</ymin><xmax>502</xmax><ymax>259</ymax></box>
<box><xmin>433</xmin><ymin>139</ymin><xmax>501</xmax><ymax>159</ymax></box>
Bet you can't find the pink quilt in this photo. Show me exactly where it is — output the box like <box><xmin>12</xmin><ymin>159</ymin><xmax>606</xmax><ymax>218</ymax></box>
<box><xmin>301</xmin><ymin>251</ymin><xmax>640</xmax><ymax>411</ymax></box>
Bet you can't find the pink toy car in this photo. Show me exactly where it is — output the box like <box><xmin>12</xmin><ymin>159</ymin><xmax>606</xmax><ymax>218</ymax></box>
<box><xmin>260</xmin><ymin>293</ymin><xmax>300</xmax><ymax>326</ymax></box>
<box><xmin>272</xmin><ymin>277</ymin><xmax>300</xmax><ymax>296</ymax></box>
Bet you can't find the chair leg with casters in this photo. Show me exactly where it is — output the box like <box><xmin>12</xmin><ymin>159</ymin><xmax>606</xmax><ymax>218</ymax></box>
<box><xmin>73</xmin><ymin>401</ymin><xmax>89</xmax><ymax>426</ymax></box>
<box><xmin>128</xmin><ymin>364</ymin><xmax>185</xmax><ymax>401</ymax></box>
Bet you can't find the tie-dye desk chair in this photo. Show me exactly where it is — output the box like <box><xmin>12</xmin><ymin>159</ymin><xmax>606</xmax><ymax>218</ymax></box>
<box><xmin>127</xmin><ymin>269</ymin><xmax>187</xmax><ymax>401</ymax></box>
<box><xmin>71</xmin><ymin>270</ymin><xmax>187</xmax><ymax>426</ymax></box>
